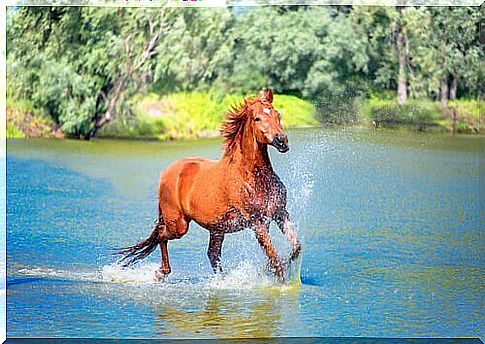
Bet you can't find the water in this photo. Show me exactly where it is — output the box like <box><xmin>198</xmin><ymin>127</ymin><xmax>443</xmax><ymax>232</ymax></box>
<box><xmin>6</xmin><ymin>128</ymin><xmax>483</xmax><ymax>338</ymax></box>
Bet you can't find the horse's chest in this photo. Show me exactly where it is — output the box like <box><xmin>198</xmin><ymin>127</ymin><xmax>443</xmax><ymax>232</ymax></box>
<box><xmin>215</xmin><ymin>207</ymin><xmax>249</xmax><ymax>233</ymax></box>
<box><xmin>245</xmin><ymin>189</ymin><xmax>273</xmax><ymax>213</ymax></box>
<box><xmin>241</xmin><ymin>178</ymin><xmax>280</xmax><ymax>218</ymax></box>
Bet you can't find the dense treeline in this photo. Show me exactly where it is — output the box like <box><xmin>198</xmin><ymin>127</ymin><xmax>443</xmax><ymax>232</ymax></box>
<box><xmin>6</xmin><ymin>6</ymin><xmax>482</xmax><ymax>139</ymax></box>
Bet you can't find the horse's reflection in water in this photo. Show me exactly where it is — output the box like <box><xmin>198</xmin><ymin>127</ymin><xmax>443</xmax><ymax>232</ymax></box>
<box><xmin>154</xmin><ymin>289</ymin><xmax>300</xmax><ymax>338</ymax></box>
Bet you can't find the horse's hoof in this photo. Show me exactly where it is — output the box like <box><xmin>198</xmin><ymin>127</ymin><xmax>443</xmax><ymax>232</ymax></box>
<box><xmin>154</xmin><ymin>268</ymin><xmax>170</xmax><ymax>282</ymax></box>
<box><xmin>276</xmin><ymin>274</ymin><xmax>286</xmax><ymax>284</ymax></box>
<box><xmin>274</xmin><ymin>266</ymin><xmax>286</xmax><ymax>284</ymax></box>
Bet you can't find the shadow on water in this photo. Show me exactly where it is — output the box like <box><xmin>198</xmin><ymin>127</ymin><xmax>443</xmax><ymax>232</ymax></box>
<box><xmin>7</xmin><ymin>277</ymin><xmax>44</xmax><ymax>287</ymax></box>
<box><xmin>300</xmin><ymin>276</ymin><xmax>323</xmax><ymax>287</ymax></box>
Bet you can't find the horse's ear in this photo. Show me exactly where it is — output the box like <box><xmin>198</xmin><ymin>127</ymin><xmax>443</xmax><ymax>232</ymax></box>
<box><xmin>266</xmin><ymin>89</ymin><xmax>273</xmax><ymax>103</ymax></box>
<box><xmin>258</xmin><ymin>89</ymin><xmax>274</xmax><ymax>103</ymax></box>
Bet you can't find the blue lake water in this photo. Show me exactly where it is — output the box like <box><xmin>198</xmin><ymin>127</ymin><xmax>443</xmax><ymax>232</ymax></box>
<box><xmin>6</xmin><ymin>128</ymin><xmax>483</xmax><ymax>338</ymax></box>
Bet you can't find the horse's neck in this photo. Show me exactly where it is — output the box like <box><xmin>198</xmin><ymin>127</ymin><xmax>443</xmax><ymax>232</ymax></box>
<box><xmin>223</xmin><ymin>127</ymin><xmax>273</xmax><ymax>179</ymax></box>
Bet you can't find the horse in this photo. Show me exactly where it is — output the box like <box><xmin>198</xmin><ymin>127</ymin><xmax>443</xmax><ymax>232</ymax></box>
<box><xmin>119</xmin><ymin>89</ymin><xmax>301</xmax><ymax>282</ymax></box>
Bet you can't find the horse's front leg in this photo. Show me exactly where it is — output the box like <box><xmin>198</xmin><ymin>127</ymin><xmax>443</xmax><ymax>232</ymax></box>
<box><xmin>276</xmin><ymin>210</ymin><xmax>301</xmax><ymax>261</ymax></box>
<box><xmin>208</xmin><ymin>231</ymin><xmax>225</xmax><ymax>273</ymax></box>
<box><xmin>253</xmin><ymin>224</ymin><xmax>284</xmax><ymax>281</ymax></box>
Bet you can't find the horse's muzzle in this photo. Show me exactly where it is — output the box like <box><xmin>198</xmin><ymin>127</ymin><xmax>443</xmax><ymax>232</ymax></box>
<box><xmin>272</xmin><ymin>134</ymin><xmax>289</xmax><ymax>153</ymax></box>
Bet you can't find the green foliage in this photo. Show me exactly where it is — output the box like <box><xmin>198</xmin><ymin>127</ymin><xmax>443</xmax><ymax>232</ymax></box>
<box><xmin>6</xmin><ymin>6</ymin><xmax>483</xmax><ymax>139</ymax></box>
<box><xmin>98</xmin><ymin>91</ymin><xmax>316</xmax><ymax>140</ymax></box>
<box><xmin>153</xmin><ymin>9</ymin><xmax>235</xmax><ymax>92</ymax></box>
<box><xmin>313</xmin><ymin>82</ymin><xmax>365</xmax><ymax>125</ymax></box>
<box><xmin>6</xmin><ymin>125</ymin><xmax>26</xmax><ymax>139</ymax></box>
<box><xmin>273</xmin><ymin>95</ymin><xmax>318</xmax><ymax>128</ymax></box>
<box><xmin>7</xmin><ymin>97</ymin><xmax>59</xmax><ymax>138</ymax></box>
<box><xmin>7</xmin><ymin>7</ymin><xmax>176</xmax><ymax>138</ymax></box>
<box><xmin>446</xmin><ymin>99</ymin><xmax>482</xmax><ymax>133</ymax></box>
<box><xmin>422</xmin><ymin>8</ymin><xmax>481</xmax><ymax>97</ymax></box>
<box><xmin>364</xmin><ymin>98</ymin><xmax>440</xmax><ymax>131</ymax></box>
<box><xmin>456</xmin><ymin>122</ymin><xmax>471</xmax><ymax>134</ymax></box>
<box><xmin>6</xmin><ymin>95</ymin><xmax>39</xmax><ymax>116</ymax></box>
<box><xmin>448</xmin><ymin>99</ymin><xmax>482</xmax><ymax>124</ymax></box>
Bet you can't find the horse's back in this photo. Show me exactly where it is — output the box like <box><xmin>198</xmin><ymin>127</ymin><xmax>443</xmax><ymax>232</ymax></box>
<box><xmin>158</xmin><ymin>157</ymin><xmax>213</xmax><ymax>196</ymax></box>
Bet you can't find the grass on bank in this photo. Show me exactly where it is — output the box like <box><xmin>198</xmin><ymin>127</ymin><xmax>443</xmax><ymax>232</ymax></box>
<box><xmin>6</xmin><ymin>97</ymin><xmax>62</xmax><ymax>139</ymax></box>
<box><xmin>311</xmin><ymin>88</ymin><xmax>481</xmax><ymax>133</ymax></box>
<box><xmin>7</xmin><ymin>90</ymin><xmax>481</xmax><ymax>140</ymax></box>
<box><xmin>98</xmin><ymin>91</ymin><xmax>317</xmax><ymax>140</ymax></box>
<box><xmin>360</xmin><ymin>97</ymin><xmax>481</xmax><ymax>133</ymax></box>
<box><xmin>363</xmin><ymin>98</ymin><xmax>443</xmax><ymax>131</ymax></box>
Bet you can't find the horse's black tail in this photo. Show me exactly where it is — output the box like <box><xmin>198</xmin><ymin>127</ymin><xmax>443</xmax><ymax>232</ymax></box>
<box><xmin>118</xmin><ymin>212</ymin><xmax>163</xmax><ymax>267</ymax></box>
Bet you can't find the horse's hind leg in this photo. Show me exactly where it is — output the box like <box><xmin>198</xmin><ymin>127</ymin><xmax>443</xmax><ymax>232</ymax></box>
<box><xmin>155</xmin><ymin>213</ymin><xmax>190</xmax><ymax>280</ymax></box>
<box><xmin>207</xmin><ymin>232</ymin><xmax>224</xmax><ymax>273</ymax></box>
<box><xmin>155</xmin><ymin>240</ymin><xmax>171</xmax><ymax>280</ymax></box>
<box><xmin>160</xmin><ymin>240</ymin><xmax>171</xmax><ymax>273</ymax></box>
<box><xmin>153</xmin><ymin>209</ymin><xmax>171</xmax><ymax>280</ymax></box>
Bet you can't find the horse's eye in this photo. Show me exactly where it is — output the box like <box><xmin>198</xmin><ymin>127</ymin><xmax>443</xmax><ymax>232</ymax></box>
<box><xmin>255</xmin><ymin>117</ymin><xmax>261</xmax><ymax>122</ymax></box>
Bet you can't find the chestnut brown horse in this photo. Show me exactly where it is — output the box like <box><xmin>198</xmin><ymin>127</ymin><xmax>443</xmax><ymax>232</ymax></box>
<box><xmin>119</xmin><ymin>89</ymin><xmax>301</xmax><ymax>281</ymax></box>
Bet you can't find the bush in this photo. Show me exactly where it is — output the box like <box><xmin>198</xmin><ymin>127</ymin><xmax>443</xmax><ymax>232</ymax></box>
<box><xmin>314</xmin><ymin>84</ymin><xmax>364</xmax><ymax>125</ymax></box>
<box><xmin>273</xmin><ymin>95</ymin><xmax>318</xmax><ymax>128</ymax></box>
<box><xmin>456</xmin><ymin>121</ymin><xmax>471</xmax><ymax>134</ymax></box>
<box><xmin>448</xmin><ymin>99</ymin><xmax>481</xmax><ymax>133</ymax></box>
<box><xmin>448</xmin><ymin>99</ymin><xmax>481</xmax><ymax>123</ymax></box>
<box><xmin>6</xmin><ymin>98</ymin><xmax>63</xmax><ymax>138</ymax></box>
<box><xmin>402</xmin><ymin>102</ymin><xmax>439</xmax><ymax>131</ymax></box>
<box><xmin>365</xmin><ymin>98</ymin><xmax>400</xmax><ymax>127</ymax></box>
<box><xmin>364</xmin><ymin>98</ymin><xmax>440</xmax><ymax>131</ymax></box>
<box><xmin>6</xmin><ymin>124</ymin><xmax>26</xmax><ymax>139</ymax></box>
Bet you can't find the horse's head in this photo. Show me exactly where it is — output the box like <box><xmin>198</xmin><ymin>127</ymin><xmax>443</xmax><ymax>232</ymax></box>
<box><xmin>249</xmin><ymin>89</ymin><xmax>289</xmax><ymax>153</ymax></box>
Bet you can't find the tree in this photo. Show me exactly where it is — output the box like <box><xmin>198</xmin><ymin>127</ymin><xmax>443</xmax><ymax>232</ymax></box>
<box><xmin>7</xmin><ymin>6</ymin><xmax>482</xmax><ymax>137</ymax></box>
<box><xmin>152</xmin><ymin>8</ymin><xmax>235</xmax><ymax>93</ymax></box>
<box><xmin>7</xmin><ymin>7</ymin><xmax>175</xmax><ymax>139</ymax></box>
<box><xmin>399</xmin><ymin>7</ymin><xmax>481</xmax><ymax>105</ymax></box>
<box><xmin>427</xmin><ymin>7</ymin><xmax>481</xmax><ymax>105</ymax></box>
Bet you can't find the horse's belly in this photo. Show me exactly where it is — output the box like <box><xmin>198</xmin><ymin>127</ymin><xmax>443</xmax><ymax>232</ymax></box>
<box><xmin>187</xmin><ymin>195</ymin><xmax>244</xmax><ymax>231</ymax></box>
<box><xmin>194</xmin><ymin>207</ymin><xmax>248</xmax><ymax>233</ymax></box>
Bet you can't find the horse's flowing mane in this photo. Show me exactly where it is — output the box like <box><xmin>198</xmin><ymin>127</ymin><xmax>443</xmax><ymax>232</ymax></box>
<box><xmin>220</xmin><ymin>98</ymin><xmax>253</xmax><ymax>153</ymax></box>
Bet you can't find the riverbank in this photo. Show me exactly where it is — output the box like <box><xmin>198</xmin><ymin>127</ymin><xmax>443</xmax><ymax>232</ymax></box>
<box><xmin>6</xmin><ymin>91</ymin><xmax>317</xmax><ymax>140</ymax></box>
<box><xmin>6</xmin><ymin>91</ymin><xmax>482</xmax><ymax>139</ymax></box>
<box><xmin>98</xmin><ymin>91</ymin><xmax>317</xmax><ymax>140</ymax></box>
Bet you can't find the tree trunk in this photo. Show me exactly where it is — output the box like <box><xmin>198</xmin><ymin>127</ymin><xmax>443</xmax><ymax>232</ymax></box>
<box><xmin>449</xmin><ymin>75</ymin><xmax>457</xmax><ymax>100</ymax></box>
<box><xmin>87</xmin><ymin>12</ymin><xmax>166</xmax><ymax>139</ymax></box>
<box><xmin>91</xmin><ymin>73</ymin><xmax>130</xmax><ymax>138</ymax></box>
<box><xmin>451</xmin><ymin>107</ymin><xmax>457</xmax><ymax>134</ymax></box>
<box><xmin>396</xmin><ymin>25</ymin><xmax>407</xmax><ymax>105</ymax></box>
<box><xmin>440</xmin><ymin>75</ymin><xmax>449</xmax><ymax>107</ymax></box>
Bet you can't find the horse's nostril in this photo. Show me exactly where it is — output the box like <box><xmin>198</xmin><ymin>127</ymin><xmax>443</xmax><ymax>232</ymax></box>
<box><xmin>277</xmin><ymin>135</ymin><xmax>288</xmax><ymax>145</ymax></box>
<box><xmin>275</xmin><ymin>134</ymin><xmax>286</xmax><ymax>142</ymax></box>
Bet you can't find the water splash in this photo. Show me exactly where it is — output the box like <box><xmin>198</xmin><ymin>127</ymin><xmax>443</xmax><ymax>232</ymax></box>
<box><xmin>13</xmin><ymin>259</ymin><xmax>299</xmax><ymax>292</ymax></box>
<box><xmin>205</xmin><ymin>261</ymin><xmax>273</xmax><ymax>290</ymax></box>
<box><xmin>101</xmin><ymin>262</ymin><xmax>162</xmax><ymax>284</ymax></box>
<box><xmin>16</xmin><ymin>267</ymin><xmax>100</xmax><ymax>283</ymax></box>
